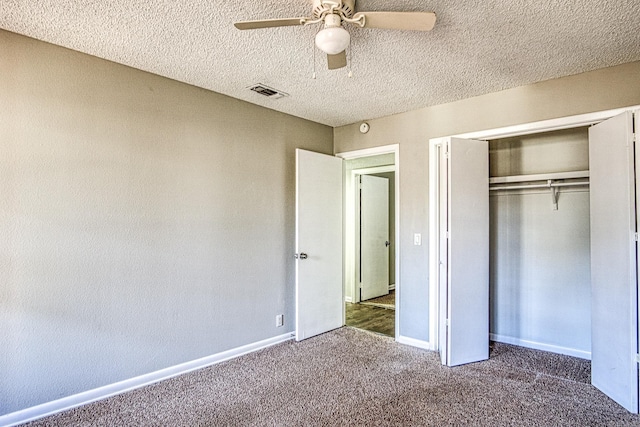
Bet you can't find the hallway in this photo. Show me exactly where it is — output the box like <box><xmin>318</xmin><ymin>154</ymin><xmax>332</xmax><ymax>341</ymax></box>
<box><xmin>345</xmin><ymin>291</ymin><xmax>395</xmax><ymax>337</ymax></box>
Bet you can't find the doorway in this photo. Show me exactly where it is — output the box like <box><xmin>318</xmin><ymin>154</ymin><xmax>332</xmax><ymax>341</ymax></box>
<box><xmin>336</xmin><ymin>146</ymin><xmax>399</xmax><ymax>338</ymax></box>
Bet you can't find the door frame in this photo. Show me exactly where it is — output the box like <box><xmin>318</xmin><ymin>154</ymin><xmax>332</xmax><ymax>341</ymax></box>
<box><xmin>336</xmin><ymin>145</ymin><xmax>400</xmax><ymax>340</ymax></box>
<box><xmin>352</xmin><ymin>165</ymin><xmax>395</xmax><ymax>303</ymax></box>
<box><xmin>428</xmin><ymin>105</ymin><xmax>640</xmax><ymax>353</ymax></box>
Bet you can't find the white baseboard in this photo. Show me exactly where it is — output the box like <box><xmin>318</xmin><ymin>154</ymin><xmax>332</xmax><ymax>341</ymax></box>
<box><xmin>397</xmin><ymin>335</ymin><xmax>435</xmax><ymax>351</ymax></box>
<box><xmin>344</xmin><ymin>296</ymin><xmax>353</xmax><ymax>303</ymax></box>
<box><xmin>388</xmin><ymin>284</ymin><xmax>396</xmax><ymax>291</ymax></box>
<box><xmin>0</xmin><ymin>332</ymin><xmax>295</xmax><ymax>427</ymax></box>
<box><xmin>490</xmin><ymin>333</ymin><xmax>591</xmax><ymax>360</ymax></box>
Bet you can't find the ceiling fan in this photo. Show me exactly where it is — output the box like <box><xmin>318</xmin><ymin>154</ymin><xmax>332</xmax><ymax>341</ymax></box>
<box><xmin>234</xmin><ymin>0</ymin><xmax>436</xmax><ymax>70</ymax></box>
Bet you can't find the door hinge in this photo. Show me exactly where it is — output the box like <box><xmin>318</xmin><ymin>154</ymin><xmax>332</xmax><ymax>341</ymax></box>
<box><xmin>445</xmin><ymin>231</ymin><xmax>450</xmax><ymax>239</ymax></box>
<box><xmin>634</xmin><ymin>233</ymin><xmax>639</xmax><ymax>242</ymax></box>
<box><xmin>635</xmin><ymin>354</ymin><xmax>640</xmax><ymax>363</ymax></box>
<box><xmin>445</xmin><ymin>318</ymin><xmax>450</xmax><ymax>327</ymax></box>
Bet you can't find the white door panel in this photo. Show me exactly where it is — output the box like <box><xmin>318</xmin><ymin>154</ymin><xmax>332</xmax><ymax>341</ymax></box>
<box><xmin>295</xmin><ymin>149</ymin><xmax>343</xmax><ymax>341</ymax></box>
<box><xmin>589</xmin><ymin>112</ymin><xmax>639</xmax><ymax>413</ymax></box>
<box><xmin>360</xmin><ymin>175</ymin><xmax>390</xmax><ymax>301</ymax></box>
<box><xmin>437</xmin><ymin>144</ymin><xmax>449</xmax><ymax>366</ymax></box>
<box><xmin>442</xmin><ymin>138</ymin><xmax>489</xmax><ymax>367</ymax></box>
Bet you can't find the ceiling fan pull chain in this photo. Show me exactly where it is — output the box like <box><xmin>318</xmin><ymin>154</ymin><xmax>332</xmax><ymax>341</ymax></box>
<box><xmin>348</xmin><ymin>31</ymin><xmax>353</xmax><ymax>78</ymax></box>
<box><xmin>312</xmin><ymin>46</ymin><xmax>316</xmax><ymax>79</ymax></box>
<box><xmin>312</xmin><ymin>28</ymin><xmax>318</xmax><ymax>79</ymax></box>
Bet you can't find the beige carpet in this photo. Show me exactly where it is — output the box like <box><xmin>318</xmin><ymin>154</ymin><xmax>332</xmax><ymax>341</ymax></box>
<box><xmin>360</xmin><ymin>290</ymin><xmax>395</xmax><ymax>309</ymax></box>
<box><xmin>24</xmin><ymin>327</ymin><xmax>640</xmax><ymax>426</ymax></box>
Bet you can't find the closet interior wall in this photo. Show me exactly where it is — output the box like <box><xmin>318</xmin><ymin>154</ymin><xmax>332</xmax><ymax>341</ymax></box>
<box><xmin>488</xmin><ymin>127</ymin><xmax>591</xmax><ymax>358</ymax></box>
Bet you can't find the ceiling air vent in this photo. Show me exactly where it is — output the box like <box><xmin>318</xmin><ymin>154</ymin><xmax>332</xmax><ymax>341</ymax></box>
<box><xmin>248</xmin><ymin>84</ymin><xmax>289</xmax><ymax>100</ymax></box>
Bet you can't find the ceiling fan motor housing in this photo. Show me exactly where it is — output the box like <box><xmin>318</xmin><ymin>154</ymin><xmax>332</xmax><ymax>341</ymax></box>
<box><xmin>323</xmin><ymin>13</ymin><xmax>342</xmax><ymax>28</ymax></box>
<box><xmin>313</xmin><ymin>0</ymin><xmax>355</xmax><ymax>19</ymax></box>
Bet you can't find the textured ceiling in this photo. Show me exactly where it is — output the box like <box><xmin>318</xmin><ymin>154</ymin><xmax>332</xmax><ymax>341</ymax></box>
<box><xmin>2</xmin><ymin>0</ymin><xmax>640</xmax><ymax>127</ymax></box>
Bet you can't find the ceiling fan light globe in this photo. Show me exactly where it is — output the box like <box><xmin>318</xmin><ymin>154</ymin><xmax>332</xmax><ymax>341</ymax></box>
<box><xmin>315</xmin><ymin>27</ymin><xmax>350</xmax><ymax>55</ymax></box>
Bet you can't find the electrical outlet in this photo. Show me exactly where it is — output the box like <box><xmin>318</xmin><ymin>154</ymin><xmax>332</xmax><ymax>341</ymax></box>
<box><xmin>276</xmin><ymin>314</ymin><xmax>284</xmax><ymax>327</ymax></box>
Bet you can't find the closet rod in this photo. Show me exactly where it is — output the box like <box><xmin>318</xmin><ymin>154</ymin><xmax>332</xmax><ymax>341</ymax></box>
<box><xmin>489</xmin><ymin>170</ymin><xmax>589</xmax><ymax>185</ymax></box>
<box><xmin>489</xmin><ymin>181</ymin><xmax>589</xmax><ymax>191</ymax></box>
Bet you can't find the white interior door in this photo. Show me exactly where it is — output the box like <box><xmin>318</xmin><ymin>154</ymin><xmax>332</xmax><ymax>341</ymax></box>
<box><xmin>441</xmin><ymin>137</ymin><xmax>489</xmax><ymax>367</ymax></box>
<box><xmin>295</xmin><ymin>149</ymin><xmax>343</xmax><ymax>341</ymax></box>
<box><xmin>589</xmin><ymin>111</ymin><xmax>639</xmax><ymax>413</ymax></box>
<box><xmin>360</xmin><ymin>175</ymin><xmax>390</xmax><ymax>301</ymax></box>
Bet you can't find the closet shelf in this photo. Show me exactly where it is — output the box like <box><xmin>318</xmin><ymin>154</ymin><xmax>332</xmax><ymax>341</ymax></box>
<box><xmin>488</xmin><ymin>170</ymin><xmax>589</xmax><ymax>211</ymax></box>
<box><xmin>489</xmin><ymin>181</ymin><xmax>589</xmax><ymax>191</ymax></box>
<box><xmin>489</xmin><ymin>170</ymin><xmax>589</xmax><ymax>185</ymax></box>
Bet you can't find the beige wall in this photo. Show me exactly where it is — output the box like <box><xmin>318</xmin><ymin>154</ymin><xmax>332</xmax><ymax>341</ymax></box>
<box><xmin>334</xmin><ymin>61</ymin><xmax>640</xmax><ymax>341</ymax></box>
<box><xmin>0</xmin><ymin>30</ymin><xmax>333</xmax><ymax>415</ymax></box>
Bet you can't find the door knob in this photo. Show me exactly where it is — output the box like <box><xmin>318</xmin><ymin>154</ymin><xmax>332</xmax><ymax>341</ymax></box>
<box><xmin>385</xmin><ymin>241</ymin><xmax>391</xmax><ymax>247</ymax></box>
<box><xmin>295</xmin><ymin>253</ymin><xmax>308</xmax><ymax>260</ymax></box>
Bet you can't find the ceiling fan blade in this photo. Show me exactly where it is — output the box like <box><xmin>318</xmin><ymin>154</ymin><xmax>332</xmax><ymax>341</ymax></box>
<box><xmin>327</xmin><ymin>51</ymin><xmax>347</xmax><ymax>70</ymax></box>
<box><xmin>353</xmin><ymin>11</ymin><xmax>436</xmax><ymax>31</ymax></box>
<box><xmin>234</xmin><ymin>17</ymin><xmax>306</xmax><ymax>30</ymax></box>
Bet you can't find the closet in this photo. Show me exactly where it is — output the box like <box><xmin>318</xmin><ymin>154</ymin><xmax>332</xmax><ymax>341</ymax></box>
<box><xmin>489</xmin><ymin>127</ymin><xmax>591</xmax><ymax>359</ymax></box>
<box><xmin>430</xmin><ymin>110</ymin><xmax>639</xmax><ymax>413</ymax></box>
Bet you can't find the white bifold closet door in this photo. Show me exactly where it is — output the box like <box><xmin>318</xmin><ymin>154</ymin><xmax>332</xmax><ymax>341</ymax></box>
<box><xmin>295</xmin><ymin>149</ymin><xmax>343</xmax><ymax>341</ymax></box>
<box><xmin>438</xmin><ymin>137</ymin><xmax>489</xmax><ymax>366</ymax></box>
<box><xmin>589</xmin><ymin>111</ymin><xmax>639</xmax><ymax>413</ymax></box>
